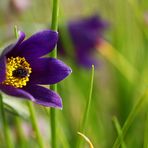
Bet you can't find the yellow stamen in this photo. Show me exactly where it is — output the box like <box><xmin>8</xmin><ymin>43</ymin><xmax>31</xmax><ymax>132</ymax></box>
<box><xmin>2</xmin><ymin>57</ymin><xmax>32</xmax><ymax>88</ymax></box>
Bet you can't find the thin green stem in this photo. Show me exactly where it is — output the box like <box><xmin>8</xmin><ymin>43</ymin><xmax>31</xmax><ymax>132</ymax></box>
<box><xmin>113</xmin><ymin>90</ymin><xmax>148</xmax><ymax>148</ymax></box>
<box><xmin>50</xmin><ymin>0</ymin><xmax>59</xmax><ymax>31</ymax></box>
<box><xmin>144</xmin><ymin>110</ymin><xmax>148</xmax><ymax>148</ymax></box>
<box><xmin>50</xmin><ymin>85</ymin><xmax>57</xmax><ymax>148</ymax></box>
<box><xmin>77</xmin><ymin>65</ymin><xmax>95</xmax><ymax>148</ymax></box>
<box><xmin>112</xmin><ymin>116</ymin><xmax>126</xmax><ymax>148</ymax></box>
<box><xmin>14</xmin><ymin>25</ymin><xmax>19</xmax><ymax>39</ymax></box>
<box><xmin>0</xmin><ymin>93</ymin><xmax>13</xmax><ymax>148</ymax></box>
<box><xmin>15</xmin><ymin>117</ymin><xmax>26</xmax><ymax>148</ymax></box>
<box><xmin>13</xmin><ymin>25</ymin><xmax>25</xmax><ymax>148</ymax></box>
<box><xmin>50</xmin><ymin>0</ymin><xmax>59</xmax><ymax>148</ymax></box>
<box><xmin>81</xmin><ymin>65</ymin><xmax>95</xmax><ymax>132</ymax></box>
<box><xmin>27</xmin><ymin>102</ymin><xmax>44</xmax><ymax>148</ymax></box>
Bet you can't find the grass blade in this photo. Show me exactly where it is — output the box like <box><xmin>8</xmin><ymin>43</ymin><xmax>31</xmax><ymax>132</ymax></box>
<box><xmin>112</xmin><ymin>116</ymin><xmax>127</xmax><ymax>148</ymax></box>
<box><xmin>113</xmin><ymin>89</ymin><xmax>148</xmax><ymax>148</ymax></box>
<box><xmin>144</xmin><ymin>111</ymin><xmax>148</xmax><ymax>148</ymax></box>
<box><xmin>77</xmin><ymin>65</ymin><xmax>95</xmax><ymax>148</ymax></box>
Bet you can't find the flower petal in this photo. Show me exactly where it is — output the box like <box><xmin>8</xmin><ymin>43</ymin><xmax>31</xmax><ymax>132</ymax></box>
<box><xmin>23</xmin><ymin>84</ymin><xmax>62</xmax><ymax>108</ymax></box>
<box><xmin>13</xmin><ymin>30</ymin><xmax>58</xmax><ymax>61</ymax></box>
<box><xmin>2</xmin><ymin>31</ymin><xmax>25</xmax><ymax>57</ymax></box>
<box><xmin>29</xmin><ymin>58</ymin><xmax>72</xmax><ymax>85</ymax></box>
<box><xmin>0</xmin><ymin>56</ymin><xmax>6</xmax><ymax>83</ymax></box>
<box><xmin>0</xmin><ymin>84</ymin><xmax>35</xmax><ymax>101</ymax></box>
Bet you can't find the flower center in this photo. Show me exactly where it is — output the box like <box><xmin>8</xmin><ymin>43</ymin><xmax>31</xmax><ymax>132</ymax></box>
<box><xmin>13</xmin><ymin>67</ymin><xmax>29</xmax><ymax>78</ymax></box>
<box><xmin>2</xmin><ymin>57</ymin><xmax>32</xmax><ymax>88</ymax></box>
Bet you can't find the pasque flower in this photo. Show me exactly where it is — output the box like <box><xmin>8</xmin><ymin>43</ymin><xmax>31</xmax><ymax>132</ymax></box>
<box><xmin>0</xmin><ymin>30</ymin><xmax>72</xmax><ymax>108</ymax></box>
<box><xmin>58</xmin><ymin>15</ymin><xmax>108</xmax><ymax>68</ymax></box>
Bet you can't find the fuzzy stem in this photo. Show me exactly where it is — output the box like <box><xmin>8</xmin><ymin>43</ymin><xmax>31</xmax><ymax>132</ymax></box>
<box><xmin>50</xmin><ymin>0</ymin><xmax>59</xmax><ymax>31</ymax></box>
<box><xmin>0</xmin><ymin>93</ymin><xmax>13</xmax><ymax>148</ymax></box>
<box><xmin>50</xmin><ymin>0</ymin><xmax>59</xmax><ymax>148</ymax></box>
<box><xmin>27</xmin><ymin>102</ymin><xmax>44</xmax><ymax>148</ymax></box>
<box><xmin>14</xmin><ymin>25</ymin><xmax>25</xmax><ymax>148</ymax></box>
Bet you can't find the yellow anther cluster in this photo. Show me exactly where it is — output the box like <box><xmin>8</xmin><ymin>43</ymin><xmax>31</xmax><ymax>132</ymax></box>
<box><xmin>2</xmin><ymin>57</ymin><xmax>32</xmax><ymax>88</ymax></box>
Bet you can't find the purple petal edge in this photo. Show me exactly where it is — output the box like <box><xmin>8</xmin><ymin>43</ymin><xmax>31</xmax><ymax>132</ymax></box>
<box><xmin>2</xmin><ymin>31</ymin><xmax>25</xmax><ymax>57</ymax></box>
<box><xmin>0</xmin><ymin>84</ymin><xmax>35</xmax><ymax>101</ymax></box>
<box><xmin>13</xmin><ymin>30</ymin><xmax>58</xmax><ymax>60</ymax></box>
<box><xmin>23</xmin><ymin>84</ymin><xmax>62</xmax><ymax>108</ymax></box>
<box><xmin>29</xmin><ymin>58</ymin><xmax>72</xmax><ymax>85</ymax></box>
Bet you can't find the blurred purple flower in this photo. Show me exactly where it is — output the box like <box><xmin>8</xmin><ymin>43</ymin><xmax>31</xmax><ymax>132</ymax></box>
<box><xmin>10</xmin><ymin>0</ymin><xmax>31</xmax><ymax>13</ymax></box>
<box><xmin>0</xmin><ymin>30</ymin><xmax>72</xmax><ymax>108</ymax></box>
<box><xmin>58</xmin><ymin>15</ymin><xmax>108</xmax><ymax>68</ymax></box>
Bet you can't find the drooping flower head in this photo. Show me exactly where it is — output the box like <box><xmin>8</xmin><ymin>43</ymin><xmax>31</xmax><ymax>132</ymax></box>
<box><xmin>58</xmin><ymin>15</ymin><xmax>108</xmax><ymax>68</ymax></box>
<box><xmin>0</xmin><ymin>30</ymin><xmax>72</xmax><ymax>108</ymax></box>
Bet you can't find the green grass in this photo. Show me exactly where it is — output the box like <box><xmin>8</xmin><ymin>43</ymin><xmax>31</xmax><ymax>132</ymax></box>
<box><xmin>0</xmin><ymin>0</ymin><xmax>148</xmax><ymax>147</ymax></box>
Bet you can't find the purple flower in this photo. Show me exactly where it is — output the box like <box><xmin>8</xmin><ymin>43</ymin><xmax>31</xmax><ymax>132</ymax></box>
<box><xmin>58</xmin><ymin>15</ymin><xmax>108</xmax><ymax>68</ymax></box>
<box><xmin>0</xmin><ymin>30</ymin><xmax>72</xmax><ymax>109</ymax></box>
